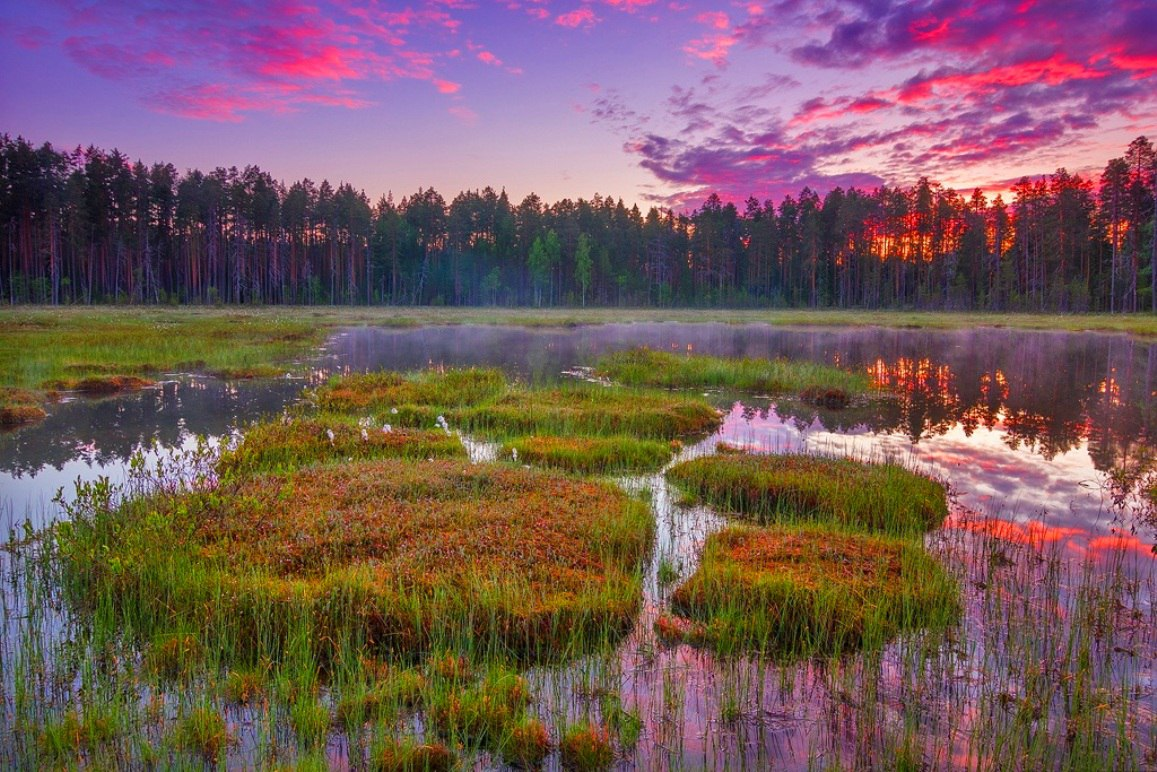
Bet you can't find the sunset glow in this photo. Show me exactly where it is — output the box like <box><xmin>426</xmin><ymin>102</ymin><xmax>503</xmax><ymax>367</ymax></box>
<box><xmin>3</xmin><ymin>1</ymin><xmax>1154</xmax><ymax>208</ymax></box>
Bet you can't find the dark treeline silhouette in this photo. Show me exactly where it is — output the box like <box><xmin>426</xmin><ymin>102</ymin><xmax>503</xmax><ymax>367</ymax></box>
<box><xmin>2</xmin><ymin>134</ymin><xmax>1154</xmax><ymax>311</ymax></box>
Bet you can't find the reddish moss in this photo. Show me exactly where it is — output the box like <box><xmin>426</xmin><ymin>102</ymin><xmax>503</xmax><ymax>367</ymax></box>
<box><xmin>72</xmin><ymin>375</ymin><xmax>154</xmax><ymax>394</ymax></box>
<box><xmin>374</xmin><ymin>738</ymin><xmax>454</xmax><ymax>772</ymax></box>
<box><xmin>217</xmin><ymin>417</ymin><xmax>465</xmax><ymax>475</ymax></box>
<box><xmin>668</xmin><ymin>525</ymin><xmax>958</xmax><ymax>656</ymax></box>
<box><xmin>317</xmin><ymin>368</ymin><xmax>506</xmax><ymax>412</ymax></box>
<box><xmin>559</xmin><ymin>721</ymin><xmax>616</xmax><ymax>771</ymax></box>
<box><xmin>667</xmin><ymin>453</ymin><xmax>948</xmax><ymax>535</ymax></box>
<box><xmin>505</xmin><ymin>434</ymin><xmax>675</xmax><ymax>473</ymax></box>
<box><xmin>0</xmin><ymin>404</ymin><xmax>47</xmax><ymax>427</ymax></box>
<box><xmin>503</xmin><ymin>717</ymin><xmax>552</xmax><ymax>767</ymax></box>
<box><xmin>66</xmin><ymin>459</ymin><xmax>653</xmax><ymax>661</ymax></box>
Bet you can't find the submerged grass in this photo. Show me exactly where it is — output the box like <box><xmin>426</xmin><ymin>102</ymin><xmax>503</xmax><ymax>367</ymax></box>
<box><xmin>667</xmin><ymin>451</ymin><xmax>948</xmax><ymax>536</ymax></box>
<box><xmin>503</xmin><ymin>435</ymin><xmax>677</xmax><ymax>474</ymax></box>
<box><xmin>596</xmin><ymin>346</ymin><xmax>870</xmax><ymax>398</ymax></box>
<box><xmin>663</xmin><ymin>524</ymin><xmax>959</xmax><ymax>657</ymax></box>
<box><xmin>56</xmin><ymin>458</ymin><xmax>653</xmax><ymax>663</ymax></box>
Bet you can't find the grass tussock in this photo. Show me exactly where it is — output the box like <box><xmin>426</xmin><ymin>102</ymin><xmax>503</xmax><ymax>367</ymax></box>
<box><xmin>169</xmin><ymin>707</ymin><xmax>230</xmax><ymax>761</ymax></box>
<box><xmin>503</xmin><ymin>434</ymin><xmax>677</xmax><ymax>474</ymax></box>
<box><xmin>318</xmin><ymin>369</ymin><xmax>722</xmax><ymax>441</ymax></box>
<box><xmin>217</xmin><ymin>416</ymin><xmax>465</xmax><ymax>475</ymax></box>
<box><xmin>663</xmin><ymin>525</ymin><xmax>959</xmax><ymax>657</ymax></box>
<box><xmin>444</xmin><ymin>385</ymin><xmax>720</xmax><ymax>440</ymax></box>
<box><xmin>44</xmin><ymin>374</ymin><xmax>155</xmax><ymax>395</ymax></box>
<box><xmin>317</xmin><ymin>368</ymin><xmax>507</xmax><ymax>412</ymax></box>
<box><xmin>0</xmin><ymin>403</ymin><xmax>47</xmax><ymax>427</ymax></box>
<box><xmin>57</xmin><ymin>458</ymin><xmax>653</xmax><ymax>662</ymax></box>
<box><xmin>373</xmin><ymin>737</ymin><xmax>455</xmax><ymax>772</ymax></box>
<box><xmin>667</xmin><ymin>452</ymin><xmax>948</xmax><ymax>535</ymax></box>
<box><xmin>559</xmin><ymin>721</ymin><xmax>616</xmax><ymax>771</ymax></box>
<box><xmin>596</xmin><ymin>346</ymin><xmax>870</xmax><ymax>398</ymax></box>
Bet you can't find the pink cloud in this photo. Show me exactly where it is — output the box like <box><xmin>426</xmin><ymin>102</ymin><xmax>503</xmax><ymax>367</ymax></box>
<box><xmin>556</xmin><ymin>7</ymin><xmax>598</xmax><ymax>28</ymax></box>
<box><xmin>434</xmin><ymin>79</ymin><xmax>461</xmax><ymax>94</ymax></box>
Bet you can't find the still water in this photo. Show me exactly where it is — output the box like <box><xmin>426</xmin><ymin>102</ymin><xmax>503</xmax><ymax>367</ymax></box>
<box><xmin>2</xmin><ymin>322</ymin><xmax>1155</xmax><ymax>768</ymax></box>
<box><xmin>4</xmin><ymin>323</ymin><xmax>1153</xmax><ymax>552</ymax></box>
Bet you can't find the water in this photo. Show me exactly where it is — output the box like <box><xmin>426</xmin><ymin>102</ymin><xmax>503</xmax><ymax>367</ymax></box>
<box><xmin>2</xmin><ymin>322</ymin><xmax>1154</xmax><ymax>768</ymax></box>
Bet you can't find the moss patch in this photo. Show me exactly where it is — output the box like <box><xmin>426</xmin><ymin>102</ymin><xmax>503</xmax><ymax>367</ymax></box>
<box><xmin>58</xmin><ymin>459</ymin><xmax>653</xmax><ymax>662</ymax></box>
<box><xmin>664</xmin><ymin>525</ymin><xmax>958</xmax><ymax>657</ymax></box>
<box><xmin>443</xmin><ymin>386</ymin><xmax>720</xmax><ymax>440</ymax></box>
<box><xmin>503</xmin><ymin>435</ymin><xmax>677</xmax><ymax>474</ymax></box>
<box><xmin>43</xmin><ymin>374</ymin><xmax>155</xmax><ymax>395</ymax></box>
<box><xmin>218</xmin><ymin>416</ymin><xmax>465</xmax><ymax>476</ymax></box>
<box><xmin>317</xmin><ymin>369</ymin><xmax>722</xmax><ymax>441</ymax></box>
<box><xmin>596</xmin><ymin>346</ymin><xmax>869</xmax><ymax>397</ymax></box>
<box><xmin>316</xmin><ymin>368</ymin><xmax>507</xmax><ymax>412</ymax></box>
<box><xmin>667</xmin><ymin>452</ymin><xmax>947</xmax><ymax>536</ymax></box>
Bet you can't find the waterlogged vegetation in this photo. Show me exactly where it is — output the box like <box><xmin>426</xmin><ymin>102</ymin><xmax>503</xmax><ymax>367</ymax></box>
<box><xmin>3</xmin><ymin>330</ymin><xmax>1157</xmax><ymax>768</ymax></box>
<box><xmin>596</xmin><ymin>345</ymin><xmax>871</xmax><ymax>400</ymax></box>
<box><xmin>315</xmin><ymin>369</ymin><xmax>722</xmax><ymax>441</ymax></box>
<box><xmin>3</xmin><ymin>305</ymin><xmax>1154</xmax><ymax>429</ymax></box>
<box><xmin>502</xmin><ymin>435</ymin><xmax>677</xmax><ymax>474</ymax></box>
<box><xmin>661</xmin><ymin>524</ymin><xmax>958</xmax><ymax>657</ymax></box>
<box><xmin>667</xmin><ymin>451</ymin><xmax>949</xmax><ymax>535</ymax></box>
<box><xmin>217</xmin><ymin>416</ymin><xmax>466</xmax><ymax>475</ymax></box>
<box><xmin>57</xmin><ymin>458</ymin><xmax>653</xmax><ymax>662</ymax></box>
<box><xmin>658</xmin><ymin>449</ymin><xmax>957</xmax><ymax>659</ymax></box>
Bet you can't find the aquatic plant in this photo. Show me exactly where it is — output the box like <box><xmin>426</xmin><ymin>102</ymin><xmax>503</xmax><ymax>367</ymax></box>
<box><xmin>169</xmin><ymin>706</ymin><xmax>230</xmax><ymax>761</ymax></box>
<box><xmin>502</xmin><ymin>434</ymin><xmax>676</xmax><ymax>474</ymax></box>
<box><xmin>56</xmin><ymin>458</ymin><xmax>654</xmax><ymax>664</ymax></box>
<box><xmin>372</xmin><ymin>736</ymin><xmax>455</xmax><ymax>772</ymax></box>
<box><xmin>559</xmin><ymin>720</ymin><xmax>616</xmax><ymax>771</ymax></box>
<box><xmin>665</xmin><ymin>524</ymin><xmax>959</xmax><ymax>657</ymax></box>
<box><xmin>596</xmin><ymin>346</ymin><xmax>870</xmax><ymax>397</ymax></box>
<box><xmin>316</xmin><ymin>367</ymin><xmax>507</xmax><ymax>412</ymax></box>
<box><xmin>217</xmin><ymin>416</ymin><xmax>465</xmax><ymax>475</ymax></box>
<box><xmin>452</xmin><ymin>385</ymin><xmax>721</xmax><ymax>440</ymax></box>
<box><xmin>667</xmin><ymin>451</ymin><xmax>948</xmax><ymax>535</ymax></box>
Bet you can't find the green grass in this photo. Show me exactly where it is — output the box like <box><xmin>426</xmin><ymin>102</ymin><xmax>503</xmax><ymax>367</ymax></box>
<box><xmin>4</xmin><ymin>305</ymin><xmax>1150</xmax><ymax>422</ymax></box>
<box><xmin>217</xmin><ymin>415</ymin><xmax>466</xmax><ymax>476</ymax></box>
<box><xmin>317</xmin><ymin>371</ymin><xmax>722</xmax><ymax>441</ymax></box>
<box><xmin>315</xmin><ymin>367</ymin><xmax>507</xmax><ymax>412</ymax></box>
<box><xmin>56</xmin><ymin>458</ymin><xmax>654</xmax><ymax>664</ymax></box>
<box><xmin>596</xmin><ymin>346</ymin><xmax>871</xmax><ymax>397</ymax></box>
<box><xmin>502</xmin><ymin>434</ymin><xmax>678</xmax><ymax>474</ymax></box>
<box><xmin>667</xmin><ymin>451</ymin><xmax>948</xmax><ymax>536</ymax></box>
<box><xmin>661</xmin><ymin>524</ymin><xmax>959</xmax><ymax>657</ymax></box>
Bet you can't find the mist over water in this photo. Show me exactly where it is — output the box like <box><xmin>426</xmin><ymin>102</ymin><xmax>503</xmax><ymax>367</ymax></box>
<box><xmin>7</xmin><ymin>323</ymin><xmax>1150</xmax><ymax>550</ymax></box>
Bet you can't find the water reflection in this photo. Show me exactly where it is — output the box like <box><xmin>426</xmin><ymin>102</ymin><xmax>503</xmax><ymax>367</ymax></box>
<box><xmin>1</xmin><ymin>323</ymin><xmax>1153</xmax><ymax>544</ymax></box>
<box><xmin>0</xmin><ymin>377</ymin><xmax>305</xmax><ymax>523</ymax></box>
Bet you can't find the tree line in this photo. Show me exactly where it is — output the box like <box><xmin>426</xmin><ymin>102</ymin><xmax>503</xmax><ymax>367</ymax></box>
<box><xmin>1</xmin><ymin>133</ymin><xmax>1154</xmax><ymax>311</ymax></box>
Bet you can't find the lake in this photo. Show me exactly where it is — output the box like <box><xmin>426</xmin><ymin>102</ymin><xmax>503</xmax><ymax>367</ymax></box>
<box><xmin>2</xmin><ymin>322</ymin><xmax>1154</xmax><ymax>768</ymax></box>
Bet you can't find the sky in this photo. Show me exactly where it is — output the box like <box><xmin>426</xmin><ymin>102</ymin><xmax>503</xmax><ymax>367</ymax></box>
<box><xmin>1</xmin><ymin>0</ymin><xmax>1155</xmax><ymax>210</ymax></box>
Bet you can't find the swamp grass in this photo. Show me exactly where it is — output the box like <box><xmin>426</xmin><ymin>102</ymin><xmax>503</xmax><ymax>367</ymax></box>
<box><xmin>55</xmin><ymin>458</ymin><xmax>654</xmax><ymax>663</ymax></box>
<box><xmin>315</xmin><ymin>369</ymin><xmax>723</xmax><ymax>441</ymax></box>
<box><xmin>596</xmin><ymin>345</ymin><xmax>871</xmax><ymax>398</ymax></box>
<box><xmin>660</xmin><ymin>524</ymin><xmax>960</xmax><ymax>658</ymax></box>
<box><xmin>216</xmin><ymin>415</ymin><xmax>466</xmax><ymax>476</ymax></box>
<box><xmin>5</xmin><ymin>304</ymin><xmax>1152</xmax><ymax>422</ymax></box>
<box><xmin>667</xmin><ymin>450</ymin><xmax>948</xmax><ymax>536</ymax></box>
<box><xmin>502</xmin><ymin>434</ymin><xmax>677</xmax><ymax>474</ymax></box>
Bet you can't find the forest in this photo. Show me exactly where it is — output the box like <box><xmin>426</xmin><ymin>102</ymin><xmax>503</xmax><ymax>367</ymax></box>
<box><xmin>1</xmin><ymin>134</ymin><xmax>1154</xmax><ymax>312</ymax></box>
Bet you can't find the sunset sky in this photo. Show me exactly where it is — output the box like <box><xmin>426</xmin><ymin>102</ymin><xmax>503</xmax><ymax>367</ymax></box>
<box><xmin>2</xmin><ymin>0</ymin><xmax>1154</xmax><ymax>209</ymax></box>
